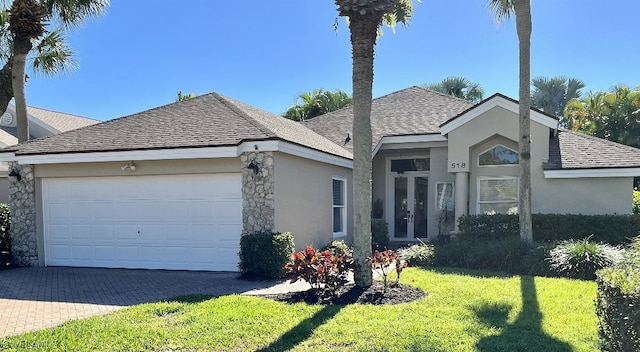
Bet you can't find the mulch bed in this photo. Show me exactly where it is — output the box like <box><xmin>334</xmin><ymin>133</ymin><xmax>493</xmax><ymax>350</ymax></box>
<box><xmin>257</xmin><ymin>281</ymin><xmax>427</xmax><ymax>305</ymax></box>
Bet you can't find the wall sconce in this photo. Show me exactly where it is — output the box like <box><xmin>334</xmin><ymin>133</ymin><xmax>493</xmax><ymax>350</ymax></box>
<box><xmin>247</xmin><ymin>161</ymin><xmax>259</xmax><ymax>175</ymax></box>
<box><xmin>8</xmin><ymin>168</ymin><xmax>21</xmax><ymax>181</ymax></box>
<box><xmin>121</xmin><ymin>161</ymin><xmax>137</xmax><ymax>172</ymax></box>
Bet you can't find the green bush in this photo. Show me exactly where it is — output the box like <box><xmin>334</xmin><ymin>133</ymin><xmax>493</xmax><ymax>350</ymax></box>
<box><xmin>431</xmin><ymin>238</ymin><xmax>549</xmax><ymax>276</ymax></box>
<box><xmin>634</xmin><ymin>188</ymin><xmax>640</xmax><ymax>215</ymax></box>
<box><xmin>548</xmin><ymin>238</ymin><xmax>623</xmax><ymax>280</ymax></box>
<box><xmin>398</xmin><ymin>240</ymin><xmax>435</xmax><ymax>267</ymax></box>
<box><xmin>239</xmin><ymin>232</ymin><xmax>295</xmax><ymax>279</ymax></box>
<box><xmin>371</xmin><ymin>219</ymin><xmax>389</xmax><ymax>251</ymax></box>
<box><xmin>596</xmin><ymin>267</ymin><xmax>640</xmax><ymax>351</ymax></box>
<box><xmin>458</xmin><ymin>214</ymin><xmax>640</xmax><ymax>245</ymax></box>
<box><xmin>0</xmin><ymin>203</ymin><xmax>10</xmax><ymax>252</ymax></box>
<box><xmin>322</xmin><ymin>240</ymin><xmax>352</xmax><ymax>256</ymax></box>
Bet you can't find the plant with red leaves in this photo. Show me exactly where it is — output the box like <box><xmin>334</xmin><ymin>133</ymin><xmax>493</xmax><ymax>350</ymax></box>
<box><xmin>285</xmin><ymin>245</ymin><xmax>353</xmax><ymax>296</ymax></box>
<box><xmin>367</xmin><ymin>249</ymin><xmax>408</xmax><ymax>287</ymax></box>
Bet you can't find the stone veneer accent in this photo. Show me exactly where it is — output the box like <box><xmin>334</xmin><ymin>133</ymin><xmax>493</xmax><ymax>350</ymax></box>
<box><xmin>8</xmin><ymin>162</ymin><xmax>38</xmax><ymax>266</ymax></box>
<box><xmin>241</xmin><ymin>151</ymin><xmax>275</xmax><ymax>234</ymax></box>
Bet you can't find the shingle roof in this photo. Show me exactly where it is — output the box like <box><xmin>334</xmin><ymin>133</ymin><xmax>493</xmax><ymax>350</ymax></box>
<box><xmin>303</xmin><ymin>86</ymin><xmax>474</xmax><ymax>152</ymax></box>
<box><xmin>0</xmin><ymin>127</ymin><xmax>18</xmax><ymax>147</ymax></box>
<box><xmin>545</xmin><ymin>129</ymin><xmax>640</xmax><ymax>169</ymax></box>
<box><xmin>6</xmin><ymin>93</ymin><xmax>352</xmax><ymax>159</ymax></box>
<box><xmin>26</xmin><ymin>106</ymin><xmax>99</xmax><ymax>132</ymax></box>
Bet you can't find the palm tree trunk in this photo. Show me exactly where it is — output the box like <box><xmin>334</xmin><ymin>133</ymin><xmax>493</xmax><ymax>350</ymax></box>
<box><xmin>349</xmin><ymin>13</ymin><xmax>383</xmax><ymax>287</ymax></box>
<box><xmin>12</xmin><ymin>35</ymin><xmax>31</xmax><ymax>143</ymax></box>
<box><xmin>0</xmin><ymin>61</ymin><xmax>14</xmax><ymax>115</ymax></box>
<box><xmin>515</xmin><ymin>0</ymin><xmax>533</xmax><ymax>243</ymax></box>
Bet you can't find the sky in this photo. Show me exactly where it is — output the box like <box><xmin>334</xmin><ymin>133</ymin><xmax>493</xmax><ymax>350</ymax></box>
<box><xmin>20</xmin><ymin>0</ymin><xmax>640</xmax><ymax>121</ymax></box>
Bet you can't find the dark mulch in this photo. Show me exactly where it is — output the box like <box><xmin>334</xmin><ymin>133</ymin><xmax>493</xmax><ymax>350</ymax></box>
<box><xmin>258</xmin><ymin>281</ymin><xmax>426</xmax><ymax>305</ymax></box>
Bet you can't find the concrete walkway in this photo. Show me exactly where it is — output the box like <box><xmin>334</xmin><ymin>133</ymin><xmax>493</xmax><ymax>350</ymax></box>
<box><xmin>0</xmin><ymin>267</ymin><xmax>310</xmax><ymax>338</ymax></box>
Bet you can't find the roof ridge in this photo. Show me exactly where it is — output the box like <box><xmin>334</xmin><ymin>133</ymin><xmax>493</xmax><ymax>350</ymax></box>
<box><xmin>417</xmin><ymin>86</ymin><xmax>478</xmax><ymax>105</ymax></box>
<box><xmin>212</xmin><ymin>93</ymin><xmax>276</xmax><ymax>139</ymax></box>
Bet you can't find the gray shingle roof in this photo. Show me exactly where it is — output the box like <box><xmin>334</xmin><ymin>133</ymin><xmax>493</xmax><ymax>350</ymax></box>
<box><xmin>303</xmin><ymin>86</ymin><xmax>474</xmax><ymax>152</ymax></box>
<box><xmin>545</xmin><ymin>129</ymin><xmax>640</xmax><ymax>169</ymax></box>
<box><xmin>27</xmin><ymin>106</ymin><xmax>99</xmax><ymax>132</ymax></box>
<box><xmin>6</xmin><ymin>93</ymin><xmax>352</xmax><ymax>159</ymax></box>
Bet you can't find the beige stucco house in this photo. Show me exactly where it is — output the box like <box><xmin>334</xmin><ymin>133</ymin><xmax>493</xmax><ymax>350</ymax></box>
<box><xmin>1</xmin><ymin>86</ymin><xmax>639</xmax><ymax>271</ymax></box>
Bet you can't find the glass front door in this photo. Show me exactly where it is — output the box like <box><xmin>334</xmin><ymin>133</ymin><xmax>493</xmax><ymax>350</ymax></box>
<box><xmin>393</xmin><ymin>174</ymin><xmax>428</xmax><ymax>239</ymax></box>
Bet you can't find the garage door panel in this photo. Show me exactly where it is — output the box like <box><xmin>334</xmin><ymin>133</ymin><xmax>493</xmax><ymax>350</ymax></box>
<box><xmin>43</xmin><ymin>174</ymin><xmax>241</xmax><ymax>271</ymax></box>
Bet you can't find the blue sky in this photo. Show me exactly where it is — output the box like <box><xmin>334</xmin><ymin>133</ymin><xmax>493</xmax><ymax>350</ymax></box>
<box><xmin>22</xmin><ymin>0</ymin><xmax>640</xmax><ymax>121</ymax></box>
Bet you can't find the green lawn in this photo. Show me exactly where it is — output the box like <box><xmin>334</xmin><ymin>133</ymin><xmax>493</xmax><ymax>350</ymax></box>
<box><xmin>0</xmin><ymin>268</ymin><xmax>599</xmax><ymax>351</ymax></box>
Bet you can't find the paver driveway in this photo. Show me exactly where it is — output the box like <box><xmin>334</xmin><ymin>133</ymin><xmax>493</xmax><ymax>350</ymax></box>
<box><xmin>0</xmin><ymin>267</ymin><xmax>307</xmax><ymax>338</ymax></box>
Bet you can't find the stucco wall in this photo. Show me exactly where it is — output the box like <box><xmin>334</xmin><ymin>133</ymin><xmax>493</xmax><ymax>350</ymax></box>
<box><xmin>0</xmin><ymin>177</ymin><xmax>9</xmax><ymax>203</ymax></box>
<box><xmin>534</xmin><ymin>177</ymin><xmax>633</xmax><ymax>214</ymax></box>
<box><xmin>272</xmin><ymin>152</ymin><xmax>352</xmax><ymax>250</ymax></box>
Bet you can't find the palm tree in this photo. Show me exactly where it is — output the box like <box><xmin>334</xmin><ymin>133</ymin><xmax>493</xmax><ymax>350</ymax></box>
<box><xmin>531</xmin><ymin>76</ymin><xmax>585</xmax><ymax>125</ymax></box>
<box><xmin>334</xmin><ymin>0</ymin><xmax>415</xmax><ymax>287</ymax></box>
<box><xmin>488</xmin><ymin>0</ymin><xmax>533</xmax><ymax>243</ymax></box>
<box><xmin>423</xmin><ymin>76</ymin><xmax>484</xmax><ymax>103</ymax></box>
<box><xmin>282</xmin><ymin>88</ymin><xmax>352</xmax><ymax>121</ymax></box>
<box><xmin>176</xmin><ymin>91</ymin><xmax>195</xmax><ymax>102</ymax></box>
<box><xmin>8</xmin><ymin>0</ymin><xmax>108</xmax><ymax>142</ymax></box>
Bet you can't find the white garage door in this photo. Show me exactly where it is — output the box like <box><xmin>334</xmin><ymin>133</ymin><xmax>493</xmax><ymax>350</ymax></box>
<box><xmin>42</xmin><ymin>174</ymin><xmax>242</xmax><ymax>271</ymax></box>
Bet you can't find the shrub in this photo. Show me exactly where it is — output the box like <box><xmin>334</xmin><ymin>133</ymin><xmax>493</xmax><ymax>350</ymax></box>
<box><xmin>432</xmin><ymin>238</ymin><xmax>537</xmax><ymax>274</ymax></box>
<box><xmin>367</xmin><ymin>249</ymin><xmax>407</xmax><ymax>287</ymax></box>
<box><xmin>322</xmin><ymin>240</ymin><xmax>352</xmax><ymax>257</ymax></box>
<box><xmin>458</xmin><ymin>213</ymin><xmax>640</xmax><ymax>245</ymax></box>
<box><xmin>371</xmin><ymin>219</ymin><xmax>389</xmax><ymax>251</ymax></box>
<box><xmin>286</xmin><ymin>246</ymin><xmax>353</xmax><ymax>297</ymax></box>
<box><xmin>239</xmin><ymin>232</ymin><xmax>295</xmax><ymax>279</ymax></box>
<box><xmin>398</xmin><ymin>240</ymin><xmax>435</xmax><ymax>267</ymax></box>
<box><xmin>0</xmin><ymin>203</ymin><xmax>10</xmax><ymax>252</ymax></box>
<box><xmin>548</xmin><ymin>238</ymin><xmax>624</xmax><ymax>280</ymax></box>
<box><xmin>596</xmin><ymin>267</ymin><xmax>640</xmax><ymax>351</ymax></box>
<box><xmin>634</xmin><ymin>188</ymin><xmax>640</xmax><ymax>215</ymax></box>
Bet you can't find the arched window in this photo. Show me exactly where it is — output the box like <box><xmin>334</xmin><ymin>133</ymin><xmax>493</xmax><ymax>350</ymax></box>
<box><xmin>479</xmin><ymin>145</ymin><xmax>519</xmax><ymax>166</ymax></box>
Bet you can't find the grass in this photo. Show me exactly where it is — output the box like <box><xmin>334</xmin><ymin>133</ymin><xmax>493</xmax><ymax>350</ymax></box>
<box><xmin>0</xmin><ymin>267</ymin><xmax>599</xmax><ymax>351</ymax></box>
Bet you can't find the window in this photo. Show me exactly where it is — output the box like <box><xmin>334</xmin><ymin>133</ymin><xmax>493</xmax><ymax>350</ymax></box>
<box><xmin>436</xmin><ymin>182</ymin><xmax>454</xmax><ymax>211</ymax></box>
<box><xmin>479</xmin><ymin>145</ymin><xmax>519</xmax><ymax>166</ymax></box>
<box><xmin>478</xmin><ymin>177</ymin><xmax>518</xmax><ymax>215</ymax></box>
<box><xmin>332</xmin><ymin>177</ymin><xmax>347</xmax><ymax>236</ymax></box>
<box><xmin>391</xmin><ymin>158</ymin><xmax>430</xmax><ymax>173</ymax></box>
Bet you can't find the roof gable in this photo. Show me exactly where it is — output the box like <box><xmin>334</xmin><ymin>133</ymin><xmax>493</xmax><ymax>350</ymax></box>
<box><xmin>304</xmin><ymin>86</ymin><xmax>474</xmax><ymax>152</ymax></box>
<box><xmin>439</xmin><ymin>93</ymin><xmax>559</xmax><ymax>135</ymax></box>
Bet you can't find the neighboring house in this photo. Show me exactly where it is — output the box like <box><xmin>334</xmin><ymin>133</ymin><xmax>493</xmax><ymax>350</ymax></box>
<box><xmin>0</xmin><ymin>104</ymin><xmax>99</xmax><ymax>202</ymax></box>
<box><xmin>1</xmin><ymin>86</ymin><xmax>639</xmax><ymax>271</ymax></box>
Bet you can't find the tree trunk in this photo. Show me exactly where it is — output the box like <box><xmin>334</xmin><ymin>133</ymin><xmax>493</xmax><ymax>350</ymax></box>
<box><xmin>0</xmin><ymin>61</ymin><xmax>14</xmax><ymax>116</ymax></box>
<box><xmin>515</xmin><ymin>0</ymin><xmax>533</xmax><ymax>243</ymax></box>
<box><xmin>348</xmin><ymin>13</ymin><xmax>383</xmax><ymax>288</ymax></box>
<box><xmin>12</xmin><ymin>36</ymin><xmax>31</xmax><ymax>143</ymax></box>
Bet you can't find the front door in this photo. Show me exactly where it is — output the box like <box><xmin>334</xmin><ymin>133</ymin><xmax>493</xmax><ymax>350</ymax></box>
<box><xmin>392</xmin><ymin>174</ymin><xmax>429</xmax><ymax>239</ymax></box>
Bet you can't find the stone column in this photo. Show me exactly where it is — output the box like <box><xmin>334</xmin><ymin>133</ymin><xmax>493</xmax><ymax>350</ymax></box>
<box><xmin>8</xmin><ymin>162</ymin><xmax>38</xmax><ymax>266</ymax></box>
<box><xmin>241</xmin><ymin>152</ymin><xmax>275</xmax><ymax>235</ymax></box>
<box><xmin>454</xmin><ymin>171</ymin><xmax>469</xmax><ymax>232</ymax></box>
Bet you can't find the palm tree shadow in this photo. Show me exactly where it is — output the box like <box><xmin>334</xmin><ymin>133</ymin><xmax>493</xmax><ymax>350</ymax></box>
<box><xmin>256</xmin><ymin>304</ymin><xmax>342</xmax><ymax>352</ymax></box>
<box><xmin>474</xmin><ymin>276</ymin><xmax>573</xmax><ymax>352</ymax></box>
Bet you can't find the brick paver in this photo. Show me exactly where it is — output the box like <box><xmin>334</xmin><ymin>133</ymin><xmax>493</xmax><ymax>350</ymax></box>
<box><xmin>0</xmin><ymin>267</ymin><xmax>310</xmax><ymax>338</ymax></box>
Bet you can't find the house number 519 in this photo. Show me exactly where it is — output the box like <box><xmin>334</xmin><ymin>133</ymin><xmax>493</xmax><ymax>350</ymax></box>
<box><xmin>451</xmin><ymin>162</ymin><xmax>466</xmax><ymax>170</ymax></box>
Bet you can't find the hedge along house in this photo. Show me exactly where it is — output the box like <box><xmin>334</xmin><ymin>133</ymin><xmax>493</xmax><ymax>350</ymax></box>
<box><xmin>2</xmin><ymin>86</ymin><xmax>640</xmax><ymax>271</ymax></box>
<box><xmin>304</xmin><ymin>86</ymin><xmax>640</xmax><ymax>241</ymax></box>
<box><xmin>0</xmin><ymin>93</ymin><xmax>353</xmax><ymax>270</ymax></box>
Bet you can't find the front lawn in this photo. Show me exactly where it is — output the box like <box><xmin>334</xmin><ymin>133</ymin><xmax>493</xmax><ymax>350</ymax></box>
<box><xmin>0</xmin><ymin>268</ymin><xmax>599</xmax><ymax>351</ymax></box>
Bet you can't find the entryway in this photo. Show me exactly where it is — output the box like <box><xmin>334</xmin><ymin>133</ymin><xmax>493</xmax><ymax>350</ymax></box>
<box><xmin>386</xmin><ymin>157</ymin><xmax>430</xmax><ymax>241</ymax></box>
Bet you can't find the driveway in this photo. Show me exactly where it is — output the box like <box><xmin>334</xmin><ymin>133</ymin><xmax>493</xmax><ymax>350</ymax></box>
<box><xmin>0</xmin><ymin>267</ymin><xmax>309</xmax><ymax>338</ymax></box>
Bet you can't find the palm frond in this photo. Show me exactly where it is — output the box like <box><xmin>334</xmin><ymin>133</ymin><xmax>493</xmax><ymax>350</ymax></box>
<box><xmin>31</xmin><ymin>27</ymin><xmax>77</xmax><ymax>75</ymax></box>
<box><xmin>41</xmin><ymin>0</ymin><xmax>108</xmax><ymax>28</ymax></box>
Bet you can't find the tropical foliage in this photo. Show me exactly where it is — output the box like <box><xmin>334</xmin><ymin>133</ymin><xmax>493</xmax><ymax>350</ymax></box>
<box><xmin>6</xmin><ymin>0</ymin><xmax>108</xmax><ymax>142</ymax></box>
<box><xmin>175</xmin><ymin>91</ymin><xmax>194</xmax><ymax>102</ymax></box>
<box><xmin>530</xmin><ymin>75</ymin><xmax>585</xmax><ymax>125</ymax></box>
<box><xmin>282</xmin><ymin>88</ymin><xmax>351</xmax><ymax>121</ymax></box>
<box><xmin>423</xmin><ymin>76</ymin><xmax>484</xmax><ymax>103</ymax></box>
<box><xmin>564</xmin><ymin>85</ymin><xmax>640</xmax><ymax>148</ymax></box>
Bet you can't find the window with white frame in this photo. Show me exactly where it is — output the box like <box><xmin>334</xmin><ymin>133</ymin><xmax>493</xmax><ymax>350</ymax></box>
<box><xmin>436</xmin><ymin>182</ymin><xmax>454</xmax><ymax>211</ymax></box>
<box><xmin>479</xmin><ymin>145</ymin><xmax>519</xmax><ymax>166</ymax></box>
<box><xmin>332</xmin><ymin>177</ymin><xmax>347</xmax><ymax>236</ymax></box>
<box><xmin>478</xmin><ymin>177</ymin><xmax>519</xmax><ymax>215</ymax></box>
